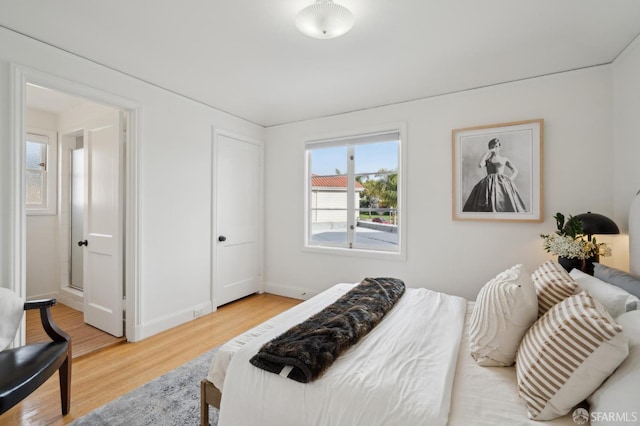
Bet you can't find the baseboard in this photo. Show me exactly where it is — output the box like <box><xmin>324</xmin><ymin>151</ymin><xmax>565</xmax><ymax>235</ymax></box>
<box><xmin>26</xmin><ymin>290</ymin><xmax>58</xmax><ymax>301</ymax></box>
<box><xmin>136</xmin><ymin>301</ymin><xmax>213</xmax><ymax>340</ymax></box>
<box><xmin>57</xmin><ymin>286</ymin><xmax>84</xmax><ymax>311</ymax></box>
<box><xmin>264</xmin><ymin>282</ymin><xmax>318</xmax><ymax>300</ymax></box>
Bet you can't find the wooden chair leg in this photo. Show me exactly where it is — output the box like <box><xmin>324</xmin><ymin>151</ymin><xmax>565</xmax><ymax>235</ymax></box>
<box><xmin>200</xmin><ymin>380</ymin><xmax>209</xmax><ymax>426</ymax></box>
<box><xmin>59</xmin><ymin>353</ymin><xmax>71</xmax><ymax>415</ymax></box>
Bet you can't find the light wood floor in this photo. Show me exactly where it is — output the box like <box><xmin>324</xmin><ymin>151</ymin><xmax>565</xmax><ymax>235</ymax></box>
<box><xmin>1</xmin><ymin>293</ymin><xmax>301</xmax><ymax>426</ymax></box>
<box><xmin>26</xmin><ymin>303</ymin><xmax>126</xmax><ymax>359</ymax></box>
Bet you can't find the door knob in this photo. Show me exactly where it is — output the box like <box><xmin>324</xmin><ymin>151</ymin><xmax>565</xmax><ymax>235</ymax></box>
<box><xmin>78</xmin><ymin>240</ymin><xmax>88</xmax><ymax>247</ymax></box>
<box><xmin>218</xmin><ymin>235</ymin><xmax>227</xmax><ymax>242</ymax></box>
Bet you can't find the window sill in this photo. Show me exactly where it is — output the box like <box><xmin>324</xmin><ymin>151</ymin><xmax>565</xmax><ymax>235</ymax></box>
<box><xmin>26</xmin><ymin>209</ymin><xmax>57</xmax><ymax>216</ymax></box>
<box><xmin>302</xmin><ymin>244</ymin><xmax>406</xmax><ymax>262</ymax></box>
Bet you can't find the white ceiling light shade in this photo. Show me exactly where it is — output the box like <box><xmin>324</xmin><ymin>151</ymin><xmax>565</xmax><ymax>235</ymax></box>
<box><xmin>295</xmin><ymin>0</ymin><xmax>355</xmax><ymax>39</ymax></box>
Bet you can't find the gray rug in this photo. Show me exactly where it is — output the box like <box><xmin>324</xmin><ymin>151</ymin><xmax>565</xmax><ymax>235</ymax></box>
<box><xmin>72</xmin><ymin>347</ymin><xmax>220</xmax><ymax>426</ymax></box>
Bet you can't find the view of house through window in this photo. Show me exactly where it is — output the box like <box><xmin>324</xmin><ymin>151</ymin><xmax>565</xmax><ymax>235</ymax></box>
<box><xmin>25</xmin><ymin>129</ymin><xmax>57</xmax><ymax>215</ymax></box>
<box><xmin>306</xmin><ymin>131</ymin><xmax>400</xmax><ymax>253</ymax></box>
<box><xmin>26</xmin><ymin>133</ymin><xmax>50</xmax><ymax>210</ymax></box>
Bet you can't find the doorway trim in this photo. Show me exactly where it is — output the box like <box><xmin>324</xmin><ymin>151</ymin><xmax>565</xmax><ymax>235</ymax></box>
<box><xmin>10</xmin><ymin>64</ymin><xmax>142</xmax><ymax>345</ymax></box>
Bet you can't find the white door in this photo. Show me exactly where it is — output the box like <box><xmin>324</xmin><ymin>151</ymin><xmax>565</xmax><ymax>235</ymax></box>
<box><xmin>81</xmin><ymin>110</ymin><xmax>124</xmax><ymax>337</ymax></box>
<box><xmin>214</xmin><ymin>131</ymin><xmax>262</xmax><ymax>306</ymax></box>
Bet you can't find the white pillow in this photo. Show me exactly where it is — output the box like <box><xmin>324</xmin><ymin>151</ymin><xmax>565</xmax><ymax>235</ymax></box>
<box><xmin>588</xmin><ymin>310</ymin><xmax>640</xmax><ymax>425</ymax></box>
<box><xmin>516</xmin><ymin>291</ymin><xmax>629</xmax><ymax>420</ymax></box>
<box><xmin>0</xmin><ymin>287</ymin><xmax>25</xmax><ymax>350</ymax></box>
<box><xmin>469</xmin><ymin>264</ymin><xmax>538</xmax><ymax>366</ymax></box>
<box><xmin>616</xmin><ymin>309</ymin><xmax>640</xmax><ymax>346</ymax></box>
<box><xmin>570</xmin><ymin>269</ymin><xmax>639</xmax><ymax>318</ymax></box>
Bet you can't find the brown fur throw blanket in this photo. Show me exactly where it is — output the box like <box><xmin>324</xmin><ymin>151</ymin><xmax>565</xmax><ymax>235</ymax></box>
<box><xmin>249</xmin><ymin>277</ymin><xmax>405</xmax><ymax>383</ymax></box>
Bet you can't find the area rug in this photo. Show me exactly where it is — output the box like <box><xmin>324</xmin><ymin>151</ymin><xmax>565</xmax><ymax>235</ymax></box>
<box><xmin>72</xmin><ymin>347</ymin><xmax>220</xmax><ymax>426</ymax></box>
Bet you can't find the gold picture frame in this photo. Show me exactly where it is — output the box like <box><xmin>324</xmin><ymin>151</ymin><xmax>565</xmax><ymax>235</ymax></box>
<box><xmin>452</xmin><ymin>119</ymin><xmax>543</xmax><ymax>222</ymax></box>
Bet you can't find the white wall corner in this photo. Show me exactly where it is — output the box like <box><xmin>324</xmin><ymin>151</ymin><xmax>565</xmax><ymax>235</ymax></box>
<box><xmin>613</xmin><ymin>32</ymin><xmax>640</xmax><ymax>68</ymax></box>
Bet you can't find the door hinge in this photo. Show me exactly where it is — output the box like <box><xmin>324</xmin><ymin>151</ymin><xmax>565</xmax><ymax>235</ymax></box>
<box><xmin>122</xmin><ymin>296</ymin><xmax>126</xmax><ymax>312</ymax></box>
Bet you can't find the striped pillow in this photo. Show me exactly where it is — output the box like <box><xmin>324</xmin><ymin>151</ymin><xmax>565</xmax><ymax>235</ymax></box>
<box><xmin>531</xmin><ymin>260</ymin><xmax>577</xmax><ymax>317</ymax></box>
<box><xmin>469</xmin><ymin>264</ymin><xmax>538</xmax><ymax>366</ymax></box>
<box><xmin>516</xmin><ymin>291</ymin><xmax>629</xmax><ymax>420</ymax></box>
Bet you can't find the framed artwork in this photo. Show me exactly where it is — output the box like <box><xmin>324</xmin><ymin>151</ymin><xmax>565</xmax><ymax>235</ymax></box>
<box><xmin>452</xmin><ymin>119</ymin><xmax>543</xmax><ymax>222</ymax></box>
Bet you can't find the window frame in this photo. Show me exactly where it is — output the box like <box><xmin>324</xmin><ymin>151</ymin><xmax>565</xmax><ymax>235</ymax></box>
<box><xmin>303</xmin><ymin>123</ymin><xmax>407</xmax><ymax>260</ymax></box>
<box><xmin>25</xmin><ymin>128</ymin><xmax>58</xmax><ymax>215</ymax></box>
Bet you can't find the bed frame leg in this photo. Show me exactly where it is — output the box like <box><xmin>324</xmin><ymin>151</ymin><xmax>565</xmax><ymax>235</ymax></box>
<box><xmin>200</xmin><ymin>379</ymin><xmax>209</xmax><ymax>426</ymax></box>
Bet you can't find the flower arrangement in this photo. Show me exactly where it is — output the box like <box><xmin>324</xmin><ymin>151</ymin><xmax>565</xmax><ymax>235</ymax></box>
<box><xmin>540</xmin><ymin>213</ymin><xmax>612</xmax><ymax>259</ymax></box>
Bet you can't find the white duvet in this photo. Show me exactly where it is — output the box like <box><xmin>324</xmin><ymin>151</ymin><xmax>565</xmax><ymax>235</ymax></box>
<box><xmin>214</xmin><ymin>283</ymin><xmax>467</xmax><ymax>426</ymax></box>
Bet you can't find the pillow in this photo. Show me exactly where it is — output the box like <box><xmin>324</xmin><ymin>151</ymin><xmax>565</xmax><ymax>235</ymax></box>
<box><xmin>615</xmin><ymin>309</ymin><xmax>640</xmax><ymax>346</ymax></box>
<box><xmin>516</xmin><ymin>291</ymin><xmax>629</xmax><ymax>421</ymax></box>
<box><xmin>587</xmin><ymin>310</ymin><xmax>640</xmax><ymax>425</ymax></box>
<box><xmin>570</xmin><ymin>268</ymin><xmax>640</xmax><ymax>318</ymax></box>
<box><xmin>531</xmin><ymin>260</ymin><xmax>578</xmax><ymax>317</ymax></box>
<box><xmin>593</xmin><ymin>263</ymin><xmax>640</xmax><ymax>298</ymax></box>
<box><xmin>469</xmin><ymin>264</ymin><xmax>538</xmax><ymax>366</ymax></box>
<box><xmin>0</xmin><ymin>287</ymin><xmax>25</xmax><ymax>350</ymax></box>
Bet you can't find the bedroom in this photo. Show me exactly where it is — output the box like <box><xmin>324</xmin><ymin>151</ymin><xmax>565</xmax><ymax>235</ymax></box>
<box><xmin>1</xmin><ymin>0</ymin><xmax>640</xmax><ymax>424</ymax></box>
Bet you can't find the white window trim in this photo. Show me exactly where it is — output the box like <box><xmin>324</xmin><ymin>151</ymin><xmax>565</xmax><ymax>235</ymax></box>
<box><xmin>26</xmin><ymin>127</ymin><xmax>58</xmax><ymax>215</ymax></box>
<box><xmin>303</xmin><ymin>122</ymin><xmax>407</xmax><ymax>261</ymax></box>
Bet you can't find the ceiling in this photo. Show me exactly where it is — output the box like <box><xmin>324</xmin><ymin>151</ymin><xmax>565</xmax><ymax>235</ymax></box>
<box><xmin>2</xmin><ymin>1</ymin><xmax>640</xmax><ymax>127</ymax></box>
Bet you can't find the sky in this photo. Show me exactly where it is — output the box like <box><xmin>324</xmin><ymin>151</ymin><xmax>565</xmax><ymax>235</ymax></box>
<box><xmin>310</xmin><ymin>141</ymin><xmax>399</xmax><ymax>176</ymax></box>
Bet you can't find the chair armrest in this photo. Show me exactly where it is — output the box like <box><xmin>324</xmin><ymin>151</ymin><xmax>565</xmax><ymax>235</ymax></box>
<box><xmin>25</xmin><ymin>299</ymin><xmax>71</xmax><ymax>343</ymax></box>
<box><xmin>24</xmin><ymin>298</ymin><xmax>57</xmax><ymax>310</ymax></box>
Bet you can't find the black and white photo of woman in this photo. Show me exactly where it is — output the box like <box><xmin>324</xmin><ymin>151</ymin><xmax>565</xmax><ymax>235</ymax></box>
<box><xmin>462</xmin><ymin>137</ymin><xmax>528</xmax><ymax>212</ymax></box>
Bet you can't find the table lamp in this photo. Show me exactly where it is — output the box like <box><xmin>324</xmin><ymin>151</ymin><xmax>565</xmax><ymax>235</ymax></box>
<box><xmin>573</xmin><ymin>212</ymin><xmax>620</xmax><ymax>275</ymax></box>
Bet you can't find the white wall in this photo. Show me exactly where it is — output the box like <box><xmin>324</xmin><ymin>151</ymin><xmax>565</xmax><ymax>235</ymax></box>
<box><xmin>0</xmin><ymin>27</ymin><xmax>264</xmax><ymax>340</ymax></box>
<box><xmin>0</xmin><ymin>59</ymin><xmax>13</xmax><ymax>296</ymax></box>
<box><xmin>612</xmin><ymin>36</ymin><xmax>640</xmax><ymax>271</ymax></box>
<box><xmin>264</xmin><ymin>67</ymin><xmax>617</xmax><ymax>301</ymax></box>
<box><xmin>25</xmin><ymin>108</ymin><xmax>59</xmax><ymax>299</ymax></box>
<box><xmin>3</xmin><ymin>24</ymin><xmax>637</xmax><ymax>340</ymax></box>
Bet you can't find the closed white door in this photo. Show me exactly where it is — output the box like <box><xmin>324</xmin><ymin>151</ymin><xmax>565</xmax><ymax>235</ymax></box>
<box><xmin>82</xmin><ymin>110</ymin><xmax>124</xmax><ymax>337</ymax></box>
<box><xmin>214</xmin><ymin>131</ymin><xmax>262</xmax><ymax>306</ymax></box>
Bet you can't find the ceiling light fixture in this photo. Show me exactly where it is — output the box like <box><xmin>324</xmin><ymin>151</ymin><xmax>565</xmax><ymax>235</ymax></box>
<box><xmin>295</xmin><ymin>0</ymin><xmax>355</xmax><ymax>40</ymax></box>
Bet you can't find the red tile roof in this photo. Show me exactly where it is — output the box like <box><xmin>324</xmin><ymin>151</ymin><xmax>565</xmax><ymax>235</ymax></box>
<box><xmin>311</xmin><ymin>175</ymin><xmax>364</xmax><ymax>189</ymax></box>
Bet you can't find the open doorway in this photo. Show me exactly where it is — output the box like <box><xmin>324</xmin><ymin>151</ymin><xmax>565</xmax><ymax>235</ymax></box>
<box><xmin>25</xmin><ymin>84</ymin><xmax>127</xmax><ymax>356</ymax></box>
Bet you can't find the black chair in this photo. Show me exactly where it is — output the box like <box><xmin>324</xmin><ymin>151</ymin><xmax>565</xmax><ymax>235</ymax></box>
<box><xmin>0</xmin><ymin>298</ymin><xmax>72</xmax><ymax>416</ymax></box>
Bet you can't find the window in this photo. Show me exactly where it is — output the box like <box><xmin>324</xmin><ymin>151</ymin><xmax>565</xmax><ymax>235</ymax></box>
<box><xmin>26</xmin><ymin>129</ymin><xmax>57</xmax><ymax>215</ymax></box>
<box><xmin>305</xmin><ymin>129</ymin><xmax>403</xmax><ymax>255</ymax></box>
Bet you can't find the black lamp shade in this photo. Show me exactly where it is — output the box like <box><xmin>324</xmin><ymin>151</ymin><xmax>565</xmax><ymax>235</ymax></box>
<box><xmin>573</xmin><ymin>212</ymin><xmax>620</xmax><ymax>235</ymax></box>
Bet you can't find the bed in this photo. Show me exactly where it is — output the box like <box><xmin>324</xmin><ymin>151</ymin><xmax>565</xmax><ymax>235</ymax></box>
<box><xmin>201</xmin><ymin>195</ymin><xmax>640</xmax><ymax>426</ymax></box>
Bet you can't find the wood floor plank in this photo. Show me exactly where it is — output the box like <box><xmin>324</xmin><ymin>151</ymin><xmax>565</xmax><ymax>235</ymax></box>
<box><xmin>26</xmin><ymin>303</ymin><xmax>126</xmax><ymax>359</ymax></box>
<box><xmin>1</xmin><ymin>293</ymin><xmax>300</xmax><ymax>426</ymax></box>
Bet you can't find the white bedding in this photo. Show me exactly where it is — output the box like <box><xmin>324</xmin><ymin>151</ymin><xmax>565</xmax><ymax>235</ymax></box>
<box><xmin>449</xmin><ymin>302</ymin><xmax>578</xmax><ymax>426</ymax></box>
<box><xmin>208</xmin><ymin>284</ymin><xmax>355</xmax><ymax>393</ymax></box>
<box><xmin>213</xmin><ymin>283</ymin><xmax>467</xmax><ymax>426</ymax></box>
<box><xmin>208</xmin><ymin>284</ymin><xmax>580</xmax><ymax>425</ymax></box>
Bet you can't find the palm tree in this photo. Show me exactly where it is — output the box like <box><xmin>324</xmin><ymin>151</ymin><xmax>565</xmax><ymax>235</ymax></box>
<box><xmin>378</xmin><ymin>172</ymin><xmax>397</xmax><ymax>208</ymax></box>
<box><xmin>361</xmin><ymin>169</ymin><xmax>398</xmax><ymax>222</ymax></box>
